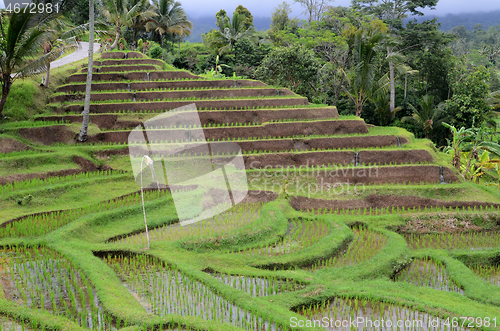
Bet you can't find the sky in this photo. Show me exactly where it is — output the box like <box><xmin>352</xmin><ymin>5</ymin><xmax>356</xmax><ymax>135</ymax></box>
<box><xmin>1</xmin><ymin>0</ymin><xmax>500</xmax><ymax>18</ymax></box>
<box><xmin>183</xmin><ymin>0</ymin><xmax>500</xmax><ymax>18</ymax></box>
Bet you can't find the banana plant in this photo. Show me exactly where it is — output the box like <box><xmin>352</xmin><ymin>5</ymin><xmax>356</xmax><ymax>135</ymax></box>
<box><xmin>471</xmin><ymin>151</ymin><xmax>500</xmax><ymax>183</ymax></box>
<box><xmin>487</xmin><ymin>163</ymin><xmax>500</xmax><ymax>190</ymax></box>
<box><xmin>442</xmin><ymin>122</ymin><xmax>474</xmax><ymax>171</ymax></box>
<box><xmin>461</xmin><ymin>125</ymin><xmax>500</xmax><ymax>181</ymax></box>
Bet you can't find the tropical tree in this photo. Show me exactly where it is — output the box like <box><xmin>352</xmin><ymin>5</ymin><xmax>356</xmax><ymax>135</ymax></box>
<box><xmin>445</xmin><ymin>63</ymin><xmax>491</xmax><ymax>128</ymax></box>
<box><xmin>128</xmin><ymin>0</ymin><xmax>157</xmax><ymax>42</ymax></box>
<box><xmin>79</xmin><ymin>0</ymin><xmax>95</xmax><ymax>142</ymax></box>
<box><xmin>101</xmin><ymin>0</ymin><xmax>148</xmax><ymax>50</ymax></box>
<box><xmin>42</xmin><ymin>18</ymin><xmax>109</xmax><ymax>87</ymax></box>
<box><xmin>342</xmin><ymin>25</ymin><xmax>388</xmax><ymax>116</ymax></box>
<box><xmin>255</xmin><ymin>43</ymin><xmax>320</xmax><ymax>100</ymax></box>
<box><xmin>442</xmin><ymin>122</ymin><xmax>474</xmax><ymax>170</ymax></box>
<box><xmin>443</xmin><ymin>123</ymin><xmax>500</xmax><ymax>181</ymax></box>
<box><xmin>234</xmin><ymin>5</ymin><xmax>254</xmax><ymax>30</ymax></box>
<box><xmin>371</xmin><ymin>91</ymin><xmax>401</xmax><ymax>126</ymax></box>
<box><xmin>146</xmin><ymin>0</ymin><xmax>192</xmax><ymax>48</ymax></box>
<box><xmin>461</xmin><ymin>126</ymin><xmax>500</xmax><ymax>181</ymax></box>
<box><xmin>293</xmin><ymin>0</ymin><xmax>334</xmax><ymax>23</ymax></box>
<box><xmin>0</xmin><ymin>10</ymin><xmax>59</xmax><ymax>116</ymax></box>
<box><xmin>352</xmin><ymin>0</ymin><xmax>439</xmax><ymax>114</ymax></box>
<box><xmin>209</xmin><ymin>11</ymin><xmax>257</xmax><ymax>55</ymax></box>
<box><xmin>402</xmin><ymin>95</ymin><xmax>448</xmax><ymax>138</ymax></box>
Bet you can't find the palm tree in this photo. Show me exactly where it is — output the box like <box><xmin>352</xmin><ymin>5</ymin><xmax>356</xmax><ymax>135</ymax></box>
<box><xmin>128</xmin><ymin>0</ymin><xmax>157</xmax><ymax>42</ymax></box>
<box><xmin>102</xmin><ymin>0</ymin><xmax>147</xmax><ymax>50</ymax></box>
<box><xmin>42</xmin><ymin>20</ymin><xmax>107</xmax><ymax>87</ymax></box>
<box><xmin>342</xmin><ymin>26</ymin><xmax>388</xmax><ymax>116</ymax></box>
<box><xmin>210</xmin><ymin>12</ymin><xmax>257</xmax><ymax>55</ymax></box>
<box><xmin>146</xmin><ymin>0</ymin><xmax>192</xmax><ymax>48</ymax></box>
<box><xmin>402</xmin><ymin>95</ymin><xmax>448</xmax><ymax>139</ymax></box>
<box><xmin>371</xmin><ymin>91</ymin><xmax>401</xmax><ymax>126</ymax></box>
<box><xmin>78</xmin><ymin>0</ymin><xmax>95</xmax><ymax>142</ymax></box>
<box><xmin>0</xmin><ymin>10</ymin><xmax>59</xmax><ymax>116</ymax></box>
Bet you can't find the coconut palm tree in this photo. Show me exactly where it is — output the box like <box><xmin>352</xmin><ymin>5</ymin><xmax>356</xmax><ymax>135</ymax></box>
<box><xmin>78</xmin><ymin>0</ymin><xmax>96</xmax><ymax>142</ymax></box>
<box><xmin>210</xmin><ymin>12</ymin><xmax>257</xmax><ymax>55</ymax></box>
<box><xmin>371</xmin><ymin>91</ymin><xmax>401</xmax><ymax>126</ymax></box>
<box><xmin>342</xmin><ymin>26</ymin><xmax>388</xmax><ymax>116</ymax></box>
<box><xmin>102</xmin><ymin>0</ymin><xmax>149</xmax><ymax>50</ymax></box>
<box><xmin>128</xmin><ymin>0</ymin><xmax>157</xmax><ymax>42</ymax></box>
<box><xmin>0</xmin><ymin>10</ymin><xmax>59</xmax><ymax>116</ymax></box>
<box><xmin>402</xmin><ymin>95</ymin><xmax>448</xmax><ymax>139</ymax></box>
<box><xmin>146</xmin><ymin>0</ymin><xmax>192</xmax><ymax>48</ymax></box>
<box><xmin>41</xmin><ymin>19</ymin><xmax>109</xmax><ymax>87</ymax></box>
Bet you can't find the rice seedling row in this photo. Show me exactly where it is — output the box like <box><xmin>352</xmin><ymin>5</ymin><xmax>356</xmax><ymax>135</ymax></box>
<box><xmin>0</xmin><ymin>246</ymin><xmax>115</xmax><ymax>330</ymax></box>
<box><xmin>0</xmin><ymin>170</ymin><xmax>125</xmax><ymax>195</ymax></box>
<box><xmin>103</xmin><ymin>254</ymin><xmax>283</xmax><ymax>331</ymax></box>
<box><xmin>298</xmin><ymin>297</ymin><xmax>471</xmax><ymax>330</ymax></box>
<box><xmin>312</xmin><ymin>205</ymin><xmax>500</xmax><ymax>216</ymax></box>
<box><xmin>205</xmin><ymin>271</ymin><xmax>306</xmax><ymax>297</ymax></box>
<box><xmin>308</xmin><ymin>226</ymin><xmax>387</xmax><ymax>272</ymax></box>
<box><xmin>405</xmin><ymin>231</ymin><xmax>500</xmax><ymax>250</ymax></box>
<box><xmin>0</xmin><ymin>190</ymin><xmax>168</xmax><ymax>238</ymax></box>
<box><xmin>0</xmin><ymin>315</ymin><xmax>36</xmax><ymax>331</ymax></box>
<box><xmin>65</xmin><ymin>95</ymin><xmax>301</xmax><ymax>106</ymax></box>
<box><xmin>393</xmin><ymin>257</ymin><xmax>464</xmax><ymax>294</ymax></box>
<box><xmin>238</xmin><ymin>219</ymin><xmax>329</xmax><ymax>257</ymax></box>
<box><xmin>113</xmin><ymin>203</ymin><xmax>262</xmax><ymax>245</ymax></box>
<box><xmin>470</xmin><ymin>265</ymin><xmax>500</xmax><ymax>287</ymax></box>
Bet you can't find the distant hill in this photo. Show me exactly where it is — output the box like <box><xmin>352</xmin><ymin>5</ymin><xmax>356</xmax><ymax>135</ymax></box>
<box><xmin>187</xmin><ymin>15</ymin><xmax>271</xmax><ymax>43</ymax></box>
<box><xmin>408</xmin><ymin>10</ymin><xmax>500</xmax><ymax>31</ymax></box>
<box><xmin>186</xmin><ymin>11</ymin><xmax>500</xmax><ymax>43</ymax></box>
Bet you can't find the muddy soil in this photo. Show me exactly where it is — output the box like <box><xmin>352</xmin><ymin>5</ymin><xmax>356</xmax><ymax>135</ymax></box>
<box><xmin>40</xmin><ymin>107</ymin><xmax>338</xmax><ymax>130</ymax></box>
<box><xmin>62</xmin><ymin>97</ymin><xmax>309</xmax><ymax>114</ymax></box>
<box><xmin>242</xmin><ymin>149</ymin><xmax>431</xmax><ymax>168</ymax></box>
<box><xmin>51</xmin><ymin>88</ymin><xmax>294</xmax><ymax>103</ymax></box>
<box><xmin>89</xmin><ymin>119</ymin><xmax>367</xmax><ymax>143</ymax></box>
<box><xmin>0</xmin><ymin>137</ymin><xmax>32</xmax><ymax>154</ymax></box>
<box><xmin>18</xmin><ymin>125</ymin><xmax>76</xmax><ymax>145</ymax></box>
<box><xmin>66</xmin><ymin>70</ymin><xmax>200</xmax><ymax>83</ymax></box>
<box><xmin>84</xmin><ymin>59</ymin><xmax>163</xmax><ymax>67</ymax></box>
<box><xmin>101</xmin><ymin>51</ymin><xmax>144</xmax><ymax>59</ymax></box>
<box><xmin>92</xmin><ymin>136</ymin><xmax>406</xmax><ymax>159</ymax></box>
<box><xmin>56</xmin><ymin>79</ymin><xmax>267</xmax><ymax>93</ymax></box>
<box><xmin>397</xmin><ymin>216</ymin><xmax>486</xmax><ymax>234</ymax></box>
<box><xmin>89</xmin><ymin>65</ymin><xmax>157</xmax><ymax>73</ymax></box>
<box><xmin>290</xmin><ymin>194</ymin><xmax>499</xmax><ymax>212</ymax></box>
<box><xmin>311</xmin><ymin>165</ymin><xmax>457</xmax><ymax>185</ymax></box>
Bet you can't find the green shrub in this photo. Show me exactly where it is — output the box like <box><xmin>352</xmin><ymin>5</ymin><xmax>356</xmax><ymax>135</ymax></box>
<box><xmin>162</xmin><ymin>50</ymin><xmax>175</xmax><ymax>65</ymax></box>
<box><xmin>149</xmin><ymin>45</ymin><xmax>163</xmax><ymax>59</ymax></box>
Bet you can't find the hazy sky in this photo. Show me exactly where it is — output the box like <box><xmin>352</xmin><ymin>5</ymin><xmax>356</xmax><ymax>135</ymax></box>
<box><xmin>184</xmin><ymin>0</ymin><xmax>500</xmax><ymax>18</ymax></box>
<box><xmin>1</xmin><ymin>0</ymin><xmax>500</xmax><ymax>18</ymax></box>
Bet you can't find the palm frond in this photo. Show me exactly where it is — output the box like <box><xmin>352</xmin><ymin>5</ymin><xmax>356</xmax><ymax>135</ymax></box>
<box><xmin>15</xmin><ymin>47</ymin><xmax>64</xmax><ymax>78</ymax></box>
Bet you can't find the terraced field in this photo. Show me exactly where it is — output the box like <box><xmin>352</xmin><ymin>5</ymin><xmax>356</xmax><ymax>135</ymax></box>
<box><xmin>1</xmin><ymin>51</ymin><xmax>500</xmax><ymax>330</ymax></box>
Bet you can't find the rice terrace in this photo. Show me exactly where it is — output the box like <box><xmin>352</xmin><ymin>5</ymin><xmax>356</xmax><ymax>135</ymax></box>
<box><xmin>2</xmin><ymin>0</ymin><xmax>500</xmax><ymax>330</ymax></box>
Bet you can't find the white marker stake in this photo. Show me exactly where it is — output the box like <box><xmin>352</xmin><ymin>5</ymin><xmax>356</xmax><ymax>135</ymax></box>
<box><xmin>140</xmin><ymin>155</ymin><xmax>160</xmax><ymax>250</ymax></box>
